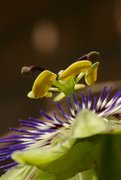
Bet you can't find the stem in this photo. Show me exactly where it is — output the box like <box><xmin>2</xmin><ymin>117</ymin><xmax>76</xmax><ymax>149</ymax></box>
<box><xmin>53</xmin><ymin>80</ymin><xmax>67</xmax><ymax>93</ymax></box>
<box><xmin>53</xmin><ymin>79</ymin><xmax>75</xmax><ymax>97</ymax></box>
<box><xmin>75</xmin><ymin>73</ymin><xmax>85</xmax><ymax>84</ymax></box>
<box><xmin>95</xmin><ymin>134</ymin><xmax>121</xmax><ymax>180</ymax></box>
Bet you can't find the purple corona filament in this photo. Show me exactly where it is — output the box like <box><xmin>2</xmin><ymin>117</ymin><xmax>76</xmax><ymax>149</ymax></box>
<box><xmin>0</xmin><ymin>86</ymin><xmax>121</xmax><ymax>171</ymax></box>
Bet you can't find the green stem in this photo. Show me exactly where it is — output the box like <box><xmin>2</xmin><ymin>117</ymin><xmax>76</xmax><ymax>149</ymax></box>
<box><xmin>53</xmin><ymin>80</ymin><xmax>67</xmax><ymax>94</ymax></box>
<box><xmin>95</xmin><ymin>134</ymin><xmax>121</xmax><ymax>180</ymax></box>
<box><xmin>75</xmin><ymin>72</ymin><xmax>85</xmax><ymax>84</ymax></box>
<box><xmin>53</xmin><ymin>79</ymin><xmax>75</xmax><ymax>97</ymax></box>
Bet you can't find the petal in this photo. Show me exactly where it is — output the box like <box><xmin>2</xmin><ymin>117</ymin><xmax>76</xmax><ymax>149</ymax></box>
<box><xmin>59</xmin><ymin>60</ymin><xmax>92</xmax><ymax>81</ymax></box>
<box><xmin>102</xmin><ymin>123</ymin><xmax>121</xmax><ymax>134</ymax></box>
<box><xmin>85</xmin><ymin>62</ymin><xmax>99</xmax><ymax>86</ymax></box>
<box><xmin>28</xmin><ymin>70</ymin><xmax>57</xmax><ymax>98</ymax></box>
<box><xmin>65</xmin><ymin>169</ymin><xmax>98</xmax><ymax>180</ymax></box>
<box><xmin>12</xmin><ymin>133</ymin><xmax>76</xmax><ymax>166</ymax></box>
<box><xmin>71</xmin><ymin>109</ymin><xmax>107</xmax><ymax>138</ymax></box>
<box><xmin>0</xmin><ymin>165</ymin><xmax>42</xmax><ymax>180</ymax></box>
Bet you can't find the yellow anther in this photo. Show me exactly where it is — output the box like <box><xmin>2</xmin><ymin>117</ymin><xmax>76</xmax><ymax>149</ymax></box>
<box><xmin>85</xmin><ymin>62</ymin><xmax>100</xmax><ymax>86</ymax></box>
<box><xmin>59</xmin><ymin>60</ymin><xmax>92</xmax><ymax>81</ymax></box>
<box><xmin>27</xmin><ymin>70</ymin><xmax>57</xmax><ymax>98</ymax></box>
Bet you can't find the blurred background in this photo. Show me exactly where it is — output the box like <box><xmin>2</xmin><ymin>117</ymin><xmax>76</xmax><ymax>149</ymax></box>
<box><xmin>0</xmin><ymin>0</ymin><xmax>121</xmax><ymax>133</ymax></box>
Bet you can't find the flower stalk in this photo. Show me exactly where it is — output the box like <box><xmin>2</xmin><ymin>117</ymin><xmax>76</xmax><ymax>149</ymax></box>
<box><xmin>93</xmin><ymin>134</ymin><xmax>121</xmax><ymax>180</ymax></box>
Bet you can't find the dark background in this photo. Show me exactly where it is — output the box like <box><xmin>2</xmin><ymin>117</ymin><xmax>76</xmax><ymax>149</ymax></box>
<box><xmin>0</xmin><ymin>0</ymin><xmax>121</xmax><ymax>133</ymax></box>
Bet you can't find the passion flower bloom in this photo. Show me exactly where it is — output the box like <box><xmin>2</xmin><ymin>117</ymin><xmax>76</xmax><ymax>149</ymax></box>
<box><xmin>0</xmin><ymin>85</ymin><xmax>121</xmax><ymax>180</ymax></box>
<box><xmin>25</xmin><ymin>53</ymin><xmax>99</xmax><ymax>102</ymax></box>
